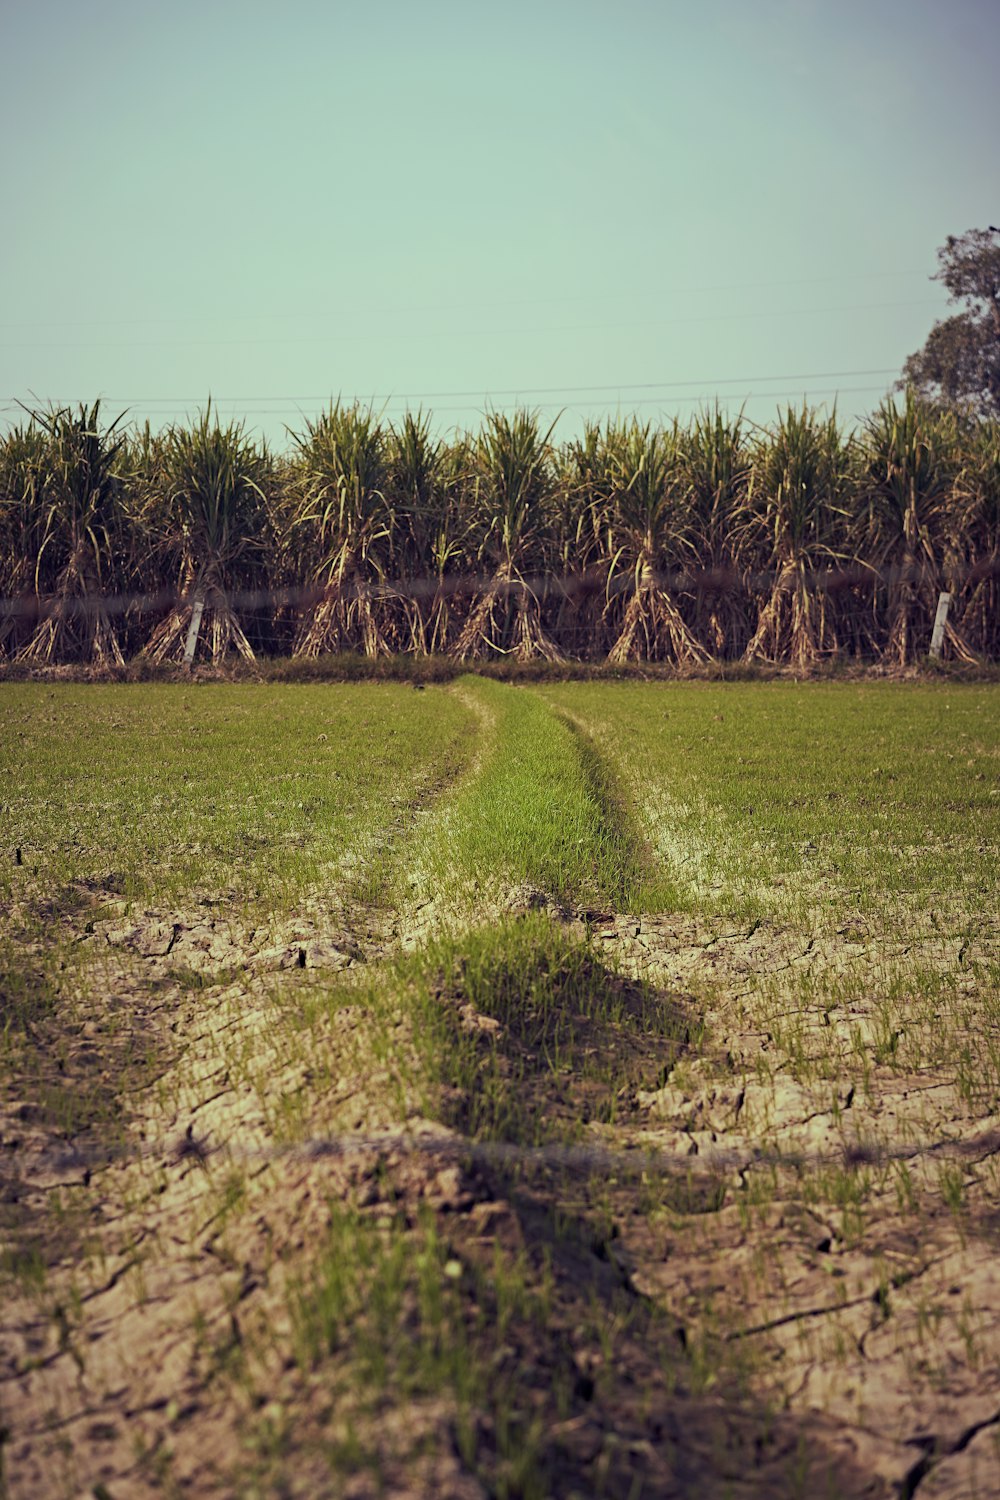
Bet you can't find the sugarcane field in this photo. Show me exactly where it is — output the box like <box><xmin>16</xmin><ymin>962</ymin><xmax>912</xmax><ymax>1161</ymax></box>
<box><xmin>0</xmin><ymin>399</ymin><xmax>997</xmax><ymax>673</ymax></box>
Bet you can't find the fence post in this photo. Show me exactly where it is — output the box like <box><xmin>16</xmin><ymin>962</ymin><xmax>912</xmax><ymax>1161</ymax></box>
<box><xmin>183</xmin><ymin>592</ymin><xmax>206</xmax><ymax>666</ymax></box>
<box><xmin>929</xmin><ymin>591</ymin><xmax>951</xmax><ymax>660</ymax></box>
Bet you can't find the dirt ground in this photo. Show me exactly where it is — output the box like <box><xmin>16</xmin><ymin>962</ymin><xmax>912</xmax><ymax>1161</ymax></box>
<box><xmin>2</xmin><ymin>877</ymin><xmax>999</xmax><ymax>1498</ymax></box>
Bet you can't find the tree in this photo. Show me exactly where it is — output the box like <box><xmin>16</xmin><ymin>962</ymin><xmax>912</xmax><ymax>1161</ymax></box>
<box><xmin>901</xmin><ymin>227</ymin><xmax>1000</xmax><ymax>417</ymax></box>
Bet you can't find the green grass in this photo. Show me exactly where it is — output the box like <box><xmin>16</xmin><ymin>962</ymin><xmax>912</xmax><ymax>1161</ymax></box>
<box><xmin>540</xmin><ymin>679</ymin><xmax>999</xmax><ymax>925</ymax></box>
<box><xmin>533</xmin><ymin>680</ymin><xmax>998</xmax><ymax>1108</ymax></box>
<box><xmin>415</xmin><ymin>914</ymin><xmax>692</xmax><ymax>1143</ymax></box>
<box><xmin>0</xmin><ymin>681</ymin><xmax>477</xmax><ymax>915</ymax></box>
<box><xmin>282</xmin><ymin>1199</ymin><xmax>555</xmax><ymax>1496</ymax></box>
<box><xmin>405</xmin><ymin>676</ymin><xmax>666</xmax><ymax>915</ymax></box>
<box><xmin>10</xmin><ymin>677</ymin><xmax>992</xmax><ymax>929</ymax></box>
<box><xmin>303</xmin><ymin>911</ymin><xmax>695</xmax><ymax>1147</ymax></box>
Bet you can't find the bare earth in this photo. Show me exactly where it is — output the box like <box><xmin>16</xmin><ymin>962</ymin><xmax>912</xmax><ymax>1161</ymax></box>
<box><xmin>2</xmin><ymin>875</ymin><xmax>999</xmax><ymax>1498</ymax></box>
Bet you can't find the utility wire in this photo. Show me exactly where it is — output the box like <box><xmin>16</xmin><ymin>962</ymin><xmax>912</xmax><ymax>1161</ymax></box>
<box><xmin>2</xmin><ymin>384</ymin><xmax>897</xmax><ymax>422</ymax></box>
<box><xmin>3</xmin><ymin>367</ymin><xmax>900</xmax><ymax>407</ymax></box>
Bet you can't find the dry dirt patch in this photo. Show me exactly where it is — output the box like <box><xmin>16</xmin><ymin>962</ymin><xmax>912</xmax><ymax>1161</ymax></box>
<box><xmin>1</xmin><ymin>882</ymin><xmax>421</xmax><ymax>1495</ymax></box>
<box><xmin>2</xmin><ymin>885</ymin><xmax>999</xmax><ymax>1498</ymax></box>
<box><xmin>577</xmin><ymin>908</ymin><xmax>1000</xmax><ymax>1498</ymax></box>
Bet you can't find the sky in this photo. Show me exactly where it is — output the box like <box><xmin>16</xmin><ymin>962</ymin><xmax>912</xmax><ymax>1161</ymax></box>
<box><xmin>1</xmin><ymin>0</ymin><xmax>998</xmax><ymax>449</ymax></box>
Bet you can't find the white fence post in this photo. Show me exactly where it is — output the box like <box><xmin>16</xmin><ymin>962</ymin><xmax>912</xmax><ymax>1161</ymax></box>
<box><xmin>929</xmin><ymin>591</ymin><xmax>951</xmax><ymax>660</ymax></box>
<box><xmin>183</xmin><ymin>592</ymin><xmax>206</xmax><ymax>666</ymax></box>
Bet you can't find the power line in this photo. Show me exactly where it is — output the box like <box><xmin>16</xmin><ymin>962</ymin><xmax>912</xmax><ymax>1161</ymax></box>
<box><xmin>1</xmin><ymin>384</ymin><xmax>897</xmax><ymax>424</ymax></box>
<box><xmin>3</xmin><ymin>368</ymin><xmax>900</xmax><ymax>407</ymax></box>
<box><xmin>513</xmin><ymin>385</ymin><xmax>893</xmax><ymax>416</ymax></box>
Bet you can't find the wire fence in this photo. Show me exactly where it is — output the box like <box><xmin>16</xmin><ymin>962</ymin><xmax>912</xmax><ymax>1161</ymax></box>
<box><xmin>13</xmin><ymin>1123</ymin><xmax>1000</xmax><ymax>1182</ymax></box>
<box><xmin>3</xmin><ymin>555</ymin><xmax>998</xmax><ymax>625</ymax></box>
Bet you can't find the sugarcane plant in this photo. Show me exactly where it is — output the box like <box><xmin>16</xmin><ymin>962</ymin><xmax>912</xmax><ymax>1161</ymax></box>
<box><xmin>415</xmin><ymin>431</ymin><xmax>480</xmax><ymax>654</ymax></box>
<box><xmin>140</xmin><ymin>405</ymin><xmax>270</xmax><ymax>665</ymax></box>
<box><xmin>14</xmin><ymin>402</ymin><xmax>130</xmax><ymax>666</ymax></box>
<box><xmin>605</xmin><ymin>419</ymin><xmax>709</xmax><ymax>665</ymax></box>
<box><xmin>859</xmin><ymin>390</ymin><xmax>971</xmax><ymax>663</ymax></box>
<box><xmin>950</xmin><ymin>417</ymin><xmax>999</xmax><ymax>660</ymax></box>
<box><xmin>384</xmin><ymin>411</ymin><xmax>460</xmax><ymax>653</ymax></box>
<box><xmin>259</xmin><ymin>448</ymin><xmax>304</xmax><ymax>655</ymax></box>
<box><xmin>551</xmin><ymin>421</ymin><xmax>616</xmax><ymax>659</ymax></box>
<box><xmin>290</xmin><ymin>403</ymin><xmax>398</xmax><ymax>657</ymax></box>
<box><xmin>452</xmin><ymin>410</ymin><xmax>564</xmax><ymax>661</ymax></box>
<box><xmin>681</xmin><ymin>405</ymin><xmax>751</xmax><ymax>658</ymax></box>
<box><xmin>0</xmin><ymin>421</ymin><xmax>50</xmax><ymax>657</ymax></box>
<box><xmin>117</xmin><ymin>420</ymin><xmax>174</xmax><ymax>657</ymax></box>
<box><xmin>741</xmin><ymin>405</ymin><xmax>852</xmax><ymax>668</ymax></box>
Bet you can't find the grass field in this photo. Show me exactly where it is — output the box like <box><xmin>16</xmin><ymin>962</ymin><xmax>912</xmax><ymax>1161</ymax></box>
<box><xmin>1</xmin><ymin>678</ymin><xmax>998</xmax><ymax>1499</ymax></box>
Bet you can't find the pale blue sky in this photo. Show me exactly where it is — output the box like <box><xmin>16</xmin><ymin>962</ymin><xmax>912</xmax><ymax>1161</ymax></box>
<box><xmin>2</xmin><ymin>0</ymin><xmax>997</xmax><ymax>446</ymax></box>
